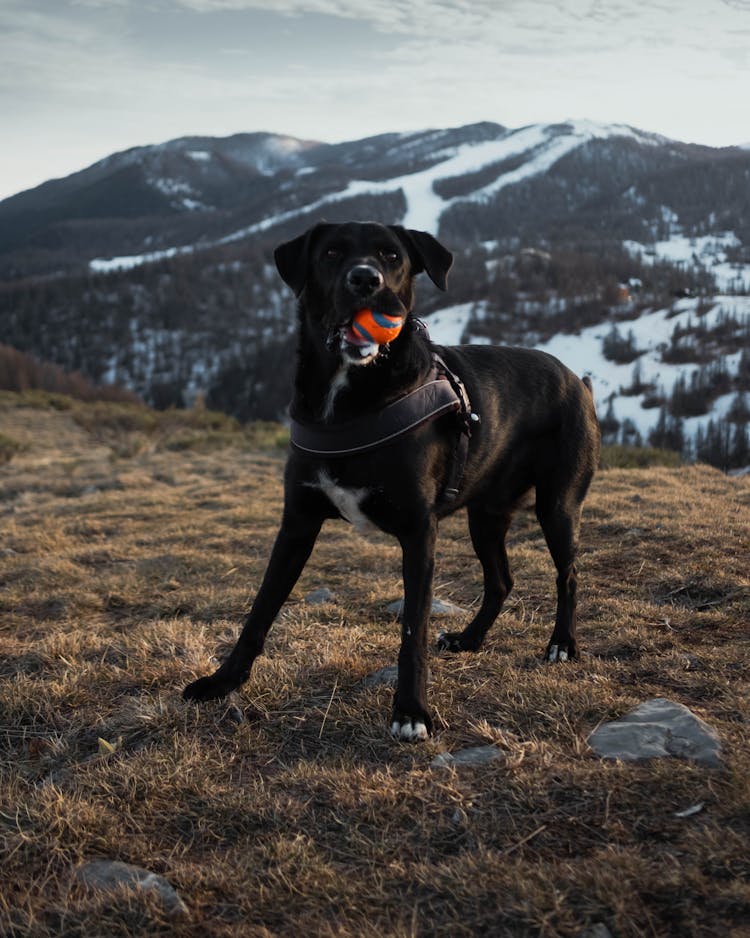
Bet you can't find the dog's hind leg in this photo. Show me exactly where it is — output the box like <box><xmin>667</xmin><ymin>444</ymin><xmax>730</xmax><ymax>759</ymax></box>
<box><xmin>391</xmin><ymin>518</ymin><xmax>438</xmax><ymax>741</ymax></box>
<box><xmin>183</xmin><ymin>514</ymin><xmax>323</xmax><ymax>702</ymax></box>
<box><xmin>535</xmin><ymin>493</ymin><xmax>582</xmax><ymax>662</ymax></box>
<box><xmin>437</xmin><ymin>507</ymin><xmax>513</xmax><ymax>653</ymax></box>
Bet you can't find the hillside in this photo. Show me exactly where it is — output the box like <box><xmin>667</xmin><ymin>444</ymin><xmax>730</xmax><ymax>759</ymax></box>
<box><xmin>1</xmin><ymin>394</ymin><xmax>749</xmax><ymax>936</ymax></box>
<box><xmin>1</xmin><ymin>119</ymin><xmax>748</xmax><ymax>463</ymax></box>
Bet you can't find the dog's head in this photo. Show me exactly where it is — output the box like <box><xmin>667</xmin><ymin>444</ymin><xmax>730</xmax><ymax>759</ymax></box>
<box><xmin>274</xmin><ymin>222</ymin><xmax>453</xmax><ymax>365</ymax></box>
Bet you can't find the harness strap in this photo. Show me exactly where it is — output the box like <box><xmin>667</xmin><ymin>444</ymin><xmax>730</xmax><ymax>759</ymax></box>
<box><xmin>432</xmin><ymin>354</ymin><xmax>475</xmax><ymax>502</ymax></box>
<box><xmin>289</xmin><ymin>351</ymin><xmax>480</xmax><ymax>502</ymax></box>
<box><xmin>290</xmin><ymin>376</ymin><xmax>461</xmax><ymax>456</ymax></box>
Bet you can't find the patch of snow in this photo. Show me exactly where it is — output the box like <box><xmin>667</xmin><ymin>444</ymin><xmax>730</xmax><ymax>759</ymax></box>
<box><xmin>421</xmin><ymin>302</ymin><xmax>485</xmax><ymax>346</ymax></box>
<box><xmin>90</xmin><ymin>245</ymin><xmax>193</xmax><ymax>273</ymax></box>
<box><xmin>534</xmin><ymin>295</ymin><xmax>750</xmax><ymax>439</ymax></box>
<box><xmin>267</xmin><ymin>136</ymin><xmax>307</xmax><ymax>155</ymax></box>
<box><xmin>624</xmin><ymin>231</ymin><xmax>748</xmax><ymax>292</ymax></box>
<box><xmin>150</xmin><ymin>176</ymin><xmax>193</xmax><ymax>197</ymax></box>
<box><xmin>187</xmin><ymin>150</ymin><xmax>211</xmax><ymax>162</ymax></box>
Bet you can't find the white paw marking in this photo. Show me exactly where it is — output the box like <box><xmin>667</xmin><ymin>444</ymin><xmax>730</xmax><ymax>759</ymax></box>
<box><xmin>547</xmin><ymin>645</ymin><xmax>570</xmax><ymax>663</ymax></box>
<box><xmin>390</xmin><ymin>719</ymin><xmax>428</xmax><ymax>742</ymax></box>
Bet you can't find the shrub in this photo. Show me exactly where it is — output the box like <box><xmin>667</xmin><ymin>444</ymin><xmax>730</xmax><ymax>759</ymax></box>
<box><xmin>600</xmin><ymin>444</ymin><xmax>683</xmax><ymax>469</ymax></box>
<box><xmin>0</xmin><ymin>432</ymin><xmax>24</xmax><ymax>464</ymax></box>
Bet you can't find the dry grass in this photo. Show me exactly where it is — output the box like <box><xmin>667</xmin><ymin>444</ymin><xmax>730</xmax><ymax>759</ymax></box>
<box><xmin>1</xmin><ymin>394</ymin><xmax>749</xmax><ymax>937</ymax></box>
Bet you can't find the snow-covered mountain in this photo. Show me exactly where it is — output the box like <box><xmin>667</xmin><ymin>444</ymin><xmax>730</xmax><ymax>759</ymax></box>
<box><xmin>84</xmin><ymin>120</ymin><xmax>668</xmax><ymax>274</ymax></box>
<box><xmin>4</xmin><ymin>118</ymin><xmax>747</xmax><ymax>279</ymax></box>
<box><xmin>1</xmin><ymin>119</ymin><xmax>748</xmax><ymax>466</ymax></box>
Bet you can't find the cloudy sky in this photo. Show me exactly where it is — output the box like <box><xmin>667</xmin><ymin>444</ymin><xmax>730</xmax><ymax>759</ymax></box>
<box><xmin>2</xmin><ymin>0</ymin><xmax>749</xmax><ymax>200</ymax></box>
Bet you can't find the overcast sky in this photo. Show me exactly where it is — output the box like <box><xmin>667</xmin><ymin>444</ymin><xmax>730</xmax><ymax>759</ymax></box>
<box><xmin>1</xmin><ymin>0</ymin><xmax>749</xmax><ymax>200</ymax></box>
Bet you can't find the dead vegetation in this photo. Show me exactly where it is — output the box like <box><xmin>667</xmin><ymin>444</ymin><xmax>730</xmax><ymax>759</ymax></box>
<box><xmin>1</xmin><ymin>393</ymin><xmax>749</xmax><ymax>937</ymax></box>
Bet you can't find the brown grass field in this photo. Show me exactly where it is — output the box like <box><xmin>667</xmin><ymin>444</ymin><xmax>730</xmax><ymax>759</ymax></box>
<box><xmin>1</xmin><ymin>392</ymin><xmax>749</xmax><ymax>937</ymax></box>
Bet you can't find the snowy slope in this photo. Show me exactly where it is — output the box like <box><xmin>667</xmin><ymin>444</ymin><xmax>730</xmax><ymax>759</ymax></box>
<box><xmin>624</xmin><ymin>231</ymin><xmax>748</xmax><ymax>293</ymax></box>
<box><xmin>423</xmin><ymin>295</ymin><xmax>750</xmax><ymax>443</ymax></box>
<box><xmin>90</xmin><ymin>120</ymin><xmax>655</xmax><ymax>273</ymax></box>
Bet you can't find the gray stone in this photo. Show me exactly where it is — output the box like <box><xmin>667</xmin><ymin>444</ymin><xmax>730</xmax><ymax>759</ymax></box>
<box><xmin>360</xmin><ymin>665</ymin><xmax>433</xmax><ymax>688</ymax></box>
<box><xmin>73</xmin><ymin>860</ymin><xmax>188</xmax><ymax>917</ymax></box>
<box><xmin>360</xmin><ymin>665</ymin><xmax>399</xmax><ymax>688</ymax></box>
<box><xmin>304</xmin><ymin>587</ymin><xmax>335</xmax><ymax>605</ymax></box>
<box><xmin>223</xmin><ymin>704</ymin><xmax>244</xmax><ymax>725</ymax></box>
<box><xmin>587</xmin><ymin>697</ymin><xmax>722</xmax><ymax>768</ymax></box>
<box><xmin>387</xmin><ymin>597</ymin><xmax>466</xmax><ymax>618</ymax></box>
<box><xmin>431</xmin><ymin>745</ymin><xmax>504</xmax><ymax>768</ymax></box>
<box><xmin>579</xmin><ymin>925</ymin><xmax>613</xmax><ymax>938</ymax></box>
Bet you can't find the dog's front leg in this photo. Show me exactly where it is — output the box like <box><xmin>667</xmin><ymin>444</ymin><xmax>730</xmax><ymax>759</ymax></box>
<box><xmin>183</xmin><ymin>513</ymin><xmax>323</xmax><ymax>702</ymax></box>
<box><xmin>391</xmin><ymin>517</ymin><xmax>437</xmax><ymax>741</ymax></box>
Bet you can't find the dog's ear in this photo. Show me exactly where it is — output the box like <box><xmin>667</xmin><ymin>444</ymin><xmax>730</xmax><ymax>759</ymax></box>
<box><xmin>390</xmin><ymin>226</ymin><xmax>453</xmax><ymax>291</ymax></box>
<box><xmin>274</xmin><ymin>224</ymin><xmax>328</xmax><ymax>297</ymax></box>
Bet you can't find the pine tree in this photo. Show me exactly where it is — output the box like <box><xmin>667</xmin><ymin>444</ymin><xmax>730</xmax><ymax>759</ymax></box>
<box><xmin>730</xmin><ymin>421</ymin><xmax>750</xmax><ymax>469</ymax></box>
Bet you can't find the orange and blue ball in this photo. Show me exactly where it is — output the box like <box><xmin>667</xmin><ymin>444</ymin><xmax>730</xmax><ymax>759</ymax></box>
<box><xmin>351</xmin><ymin>308</ymin><xmax>405</xmax><ymax>346</ymax></box>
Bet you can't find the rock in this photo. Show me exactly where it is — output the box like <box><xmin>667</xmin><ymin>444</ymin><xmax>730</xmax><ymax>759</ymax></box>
<box><xmin>360</xmin><ymin>665</ymin><xmax>432</xmax><ymax>688</ymax></box>
<box><xmin>431</xmin><ymin>745</ymin><xmax>504</xmax><ymax>768</ymax></box>
<box><xmin>304</xmin><ymin>587</ymin><xmax>335</xmax><ymax>605</ymax></box>
<box><xmin>360</xmin><ymin>665</ymin><xmax>399</xmax><ymax>688</ymax></box>
<box><xmin>386</xmin><ymin>597</ymin><xmax>466</xmax><ymax>618</ymax></box>
<box><xmin>73</xmin><ymin>860</ymin><xmax>188</xmax><ymax>917</ymax></box>
<box><xmin>223</xmin><ymin>704</ymin><xmax>244</xmax><ymax>725</ymax></box>
<box><xmin>579</xmin><ymin>925</ymin><xmax>613</xmax><ymax>938</ymax></box>
<box><xmin>587</xmin><ymin>698</ymin><xmax>722</xmax><ymax>768</ymax></box>
<box><xmin>0</xmin><ymin>547</ymin><xmax>17</xmax><ymax>557</ymax></box>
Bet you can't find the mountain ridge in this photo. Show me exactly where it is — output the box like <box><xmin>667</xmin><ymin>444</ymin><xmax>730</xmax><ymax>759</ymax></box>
<box><xmin>7</xmin><ymin>117</ymin><xmax>744</xmax><ymax>280</ymax></box>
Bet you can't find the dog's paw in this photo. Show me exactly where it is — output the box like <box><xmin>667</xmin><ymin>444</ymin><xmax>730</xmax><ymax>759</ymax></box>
<box><xmin>436</xmin><ymin>630</ymin><xmax>480</xmax><ymax>653</ymax></box>
<box><xmin>183</xmin><ymin>673</ymin><xmax>233</xmax><ymax>703</ymax></box>
<box><xmin>390</xmin><ymin>709</ymin><xmax>432</xmax><ymax>742</ymax></box>
<box><xmin>390</xmin><ymin>717</ymin><xmax>429</xmax><ymax>742</ymax></box>
<box><xmin>544</xmin><ymin>640</ymin><xmax>577</xmax><ymax>663</ymax></box>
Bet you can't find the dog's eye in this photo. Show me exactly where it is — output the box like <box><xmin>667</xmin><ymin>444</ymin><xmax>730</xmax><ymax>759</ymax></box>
<box><xmin>380</xmin><ymin>250</ymin><xmax>400</xmax><ymax>263</ymax></box>
<box><xmin>325</xmin><ymin>247</ymin><xmax>341</xmax><ymax>260</ymax></box>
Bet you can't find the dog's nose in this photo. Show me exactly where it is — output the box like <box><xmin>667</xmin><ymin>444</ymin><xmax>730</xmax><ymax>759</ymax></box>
<box><xmin>346</xmin><ymin>264</ymin><xmax>383</xmax><ymax>296</ymax></box>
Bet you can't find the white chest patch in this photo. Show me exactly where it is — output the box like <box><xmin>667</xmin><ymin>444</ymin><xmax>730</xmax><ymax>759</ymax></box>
<box><xmin>322</xmin><ymin>365</ymin><xmax>350</xmax><ymax>422</ymax></box>
<box><xmin>315</xmin><ymin>470</ymin><xmax>374</xmax><ymax>535</ymax></box>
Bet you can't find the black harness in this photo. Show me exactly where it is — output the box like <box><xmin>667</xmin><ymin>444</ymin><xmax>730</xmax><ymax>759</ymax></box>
<box><xmin>290</xmin><ymin>353</ymin><xmax>479</xmax><ymax>504</ymax></box>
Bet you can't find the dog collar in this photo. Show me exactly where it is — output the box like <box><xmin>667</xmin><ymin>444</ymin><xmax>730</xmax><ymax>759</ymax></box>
<box><xmin>289</xmin><ymin>354</ymin><xmax>479</xmax><ymax>501</ymax></box>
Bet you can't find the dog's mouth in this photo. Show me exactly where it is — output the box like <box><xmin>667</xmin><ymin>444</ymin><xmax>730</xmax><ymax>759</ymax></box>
<box><xmin>339</xmin><ymin>321</ymin><xmax>380</xmax><ymax>363</ymax></box>
<box><xmin>326</xmin><ymin>318</ymin><xmax>381</xmax><ymax>365</ymax></box>
<box><xmin>327</xmin><ymin>292</ymin><xmax>408</xmax><ymax>365</ymax></box>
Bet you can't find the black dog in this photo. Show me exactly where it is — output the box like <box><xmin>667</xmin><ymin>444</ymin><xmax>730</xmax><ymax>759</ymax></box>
<box><xmin>184</xmin><ymin>222</ymin><xmax>600</xmax><ymax>740</ymax></box>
